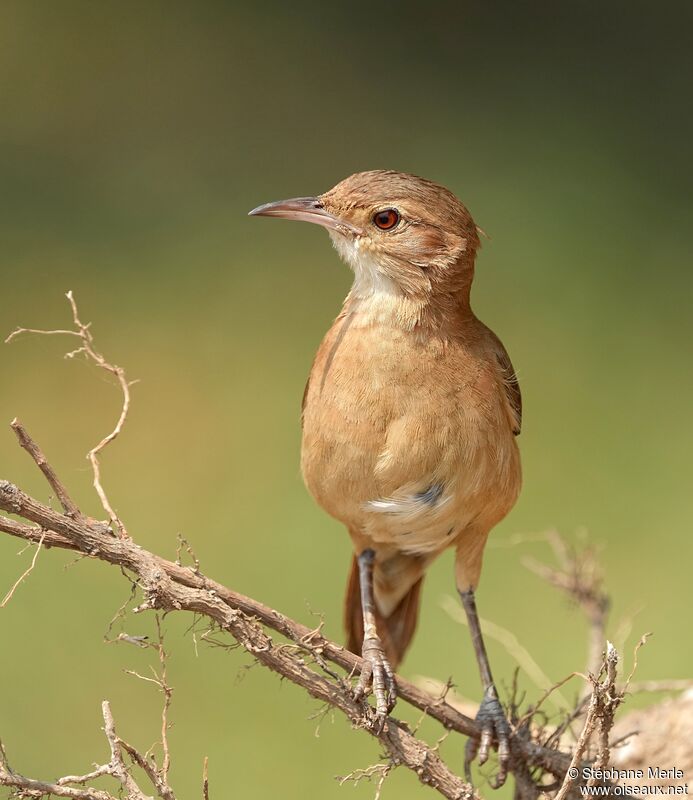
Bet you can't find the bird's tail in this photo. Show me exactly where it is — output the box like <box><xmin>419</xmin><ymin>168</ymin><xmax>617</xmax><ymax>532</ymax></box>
<box><xmin>344</xmin><ymin>554</ymin><xmax>424</xmax><ymax>670</ymax></box>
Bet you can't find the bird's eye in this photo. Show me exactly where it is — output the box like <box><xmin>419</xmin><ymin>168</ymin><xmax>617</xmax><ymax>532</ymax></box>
<box><xmin>372</xmin><ymin>208</ymin><xmax>400</xmax><ymax>231</ymax></box>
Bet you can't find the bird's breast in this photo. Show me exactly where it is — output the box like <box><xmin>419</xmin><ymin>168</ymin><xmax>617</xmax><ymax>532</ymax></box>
<box><xmin>300</xmin><ymin>310</ymin><xmax>520</xmax><ymax>553</ymax></box>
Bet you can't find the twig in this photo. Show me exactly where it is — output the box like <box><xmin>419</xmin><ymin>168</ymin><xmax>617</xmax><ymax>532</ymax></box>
<box><xmin>515</xmin><ymin>671</ymin><xmax>584</xmax><ymax>730</ymax></box>
<box><xmin>118</xmin><ymin>739</ymin><xmax>176</xmax><ymax>800</ymax></box>
<box><xmin>555</xmin><ymin>643</ymin><xmax>621</xmax><ymax>800</ymax></box>
<box><xmin>176</xmin><ymin>534</ymin><xmax>200</xmax><ymax>571</ymax></box>
<box><xmin>156</xmin><ymin>617</ymin><xmax>173</xmax><ymax>780</ymax></box>
<box><xmin>623</xmin><ymin>633</ymin><xmax>652</xmax><ymax>692</ymax></box>
<box><xmin>1</xmin><ymin>528</ymin><xmax>47</xmax><ymax>607</ymax></box>
<box><xmin>122</xmin><ymin>615</ymin><xmax>174</xmax><ymax>781</ymax></box>
<box><xmin>202</xmin><ymin>756</ymin><xmax>209</xmax><ymax>800</ymax></box>
<box><xmin>6</xmin><ymin>291</ymin><xmax>131</xmax><ymax>536</ymax></box>
<box><xmin>0</xmin><ymin>700</ymin><xmax>171</xmax><ymax>800</ymax></box>
<box><xmin>11</xmin><ymin>418</ymin><xmax>83</xmax><ymax>519</ymax></box>
<box><xmin>101</xmin><ymin>701</ymin><xmax>151</xmax><ymax>800</ymax></box>
<box><xmin>338</xmin><ymin>763</ymin><xmax>391</xmax><ymax>798</ymax></box>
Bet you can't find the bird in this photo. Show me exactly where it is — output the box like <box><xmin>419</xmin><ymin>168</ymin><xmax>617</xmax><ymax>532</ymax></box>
<box><xmin>249</xmin><ymin>170</ymin><xmax>522</xmax><ymax>785</ymax></box>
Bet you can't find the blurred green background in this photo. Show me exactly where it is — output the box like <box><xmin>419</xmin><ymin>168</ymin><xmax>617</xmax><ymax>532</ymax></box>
<box><xmin>1</xmin><ymin>1</ymin><xmax>691</xmax><ymax>797</ymax></box>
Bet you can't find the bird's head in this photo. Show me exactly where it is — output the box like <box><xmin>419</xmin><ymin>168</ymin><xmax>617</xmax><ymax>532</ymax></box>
<box><xmin>249</xmin><ymin>170</ymin><xmax>480</xmax><ymax>321</ymax></box>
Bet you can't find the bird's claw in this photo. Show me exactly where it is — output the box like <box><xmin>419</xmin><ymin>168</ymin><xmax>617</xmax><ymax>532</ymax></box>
<box><xmin>353</xmin><ymin>635</ymin><xmax>396</xmax><ymax>733</ymax></box>
<box><xmin>464</xmin><ymin>687</ymin><xmax>511</xmax><ymax>788</ymax></box>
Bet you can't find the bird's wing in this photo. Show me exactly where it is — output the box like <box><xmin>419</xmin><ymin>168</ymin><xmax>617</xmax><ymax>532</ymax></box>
<box><xmin>301</xmin><ymin>373</ymin><xmax>311</xmax><ymax>426</ymax></box>
<box><xmin>487</xmin><ymin>331</ymin><xmax>522</xmax><ymax>436</ymax></box>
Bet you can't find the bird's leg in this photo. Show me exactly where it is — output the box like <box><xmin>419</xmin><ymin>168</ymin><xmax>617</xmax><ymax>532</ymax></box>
<box><xmin>353</xmin><ymin>548</ymin><xmax>396</xmax><ymax>731</ymax></box>
<box><xmin>459</xmin><ymin>588</ymin><xmax>511</xmax><ymax>787</ymax></box>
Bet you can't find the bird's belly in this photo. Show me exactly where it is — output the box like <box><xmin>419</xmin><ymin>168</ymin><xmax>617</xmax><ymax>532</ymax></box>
<box><xmin>362</xmin><ymin>443</ymin><xmax>521</xmax><ymax>556</ymax></box>
<box><xmin>303</xmin><ymin>425</ymin><xmax>520</xmax><ymax>556</ymax></box>
<box><xmin>302</xmin><ymin>394</ymin><xmax>520</xmax><ymax>557</ymax></box>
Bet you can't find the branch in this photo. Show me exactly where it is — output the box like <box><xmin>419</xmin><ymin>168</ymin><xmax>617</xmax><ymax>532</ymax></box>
<box><xmin>0</xmin><ymin>472</ymin><xmax>631</xmax><ymax>798</ymax></box>
<box><xmin>0</xmin><ymin>700</ymin><xmax>174</xmax><ymax>800</ymax></box>
<box><xmin>0</xmin><ymin>477</ymin><xmax>477</xmax><ymax>800</ymax></box>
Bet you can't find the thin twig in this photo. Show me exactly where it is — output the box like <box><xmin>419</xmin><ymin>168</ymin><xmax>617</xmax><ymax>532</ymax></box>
<box><xmin>118</xmin><ymin>739</ymin><xmax>176</xmax><ymax>800</ymax></box>
<box><xmin>338</xmin><ymin>763</ymin><xmax>391</xmax><ymax>798</ymax></box>
<box><xmin>6</xmin><ymin>291</ymin><xmax>132</xmax><ymax>536</ymax></box>
<box><xmin>57</xmin><ymin>765</ymin><xmax>112</xmax><ymax>786</ymax></box>
<box><xmin>0</xmin><ymin>700</ymin><xmax>169</xmax><ymax>800</ymax></box>
<box><xmin>11</xmin><ymin>418</ymin><xmax>83</xmax><ymax>519</ymax></box>
<box><xmin>515</xmin><ymin>671</ymin><xmax>585</xmax><ymax>729</ymax></box>
<box><xmin>101</xmin><ymin>701</ymin><xmax>151</xmax><ymax>800</ymax></box>
<box><xmin>65</xmin><ymin>292</ymin><xmax>131</xmax><ymax>537</ymax></box>
<box><xmin>5</xmin><ymin>327</ymin><xmax>81</xmax><ymax>343</ymax></box>
<box><xmin>555</xmin><ymin>643</ymin><xmax>621</xmax><ymax>800</ymax></box>
<box><xmin>155</xmin><ymin>615</ymin><xmax>173</xmax><ymax>780</ymax></box>
<box><xmin>623</xmin><ymin>633</ymin><xmax>652</xmax><ymax>692</ymax></box>
<box><xmin>1</xmin><ymin>528</ymin><xmax>47</xmax><ymax>607</ymax></box>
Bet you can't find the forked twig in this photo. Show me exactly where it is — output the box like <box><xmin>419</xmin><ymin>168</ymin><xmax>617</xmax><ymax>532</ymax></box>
<box><xmin>0</xmin><ymin>700</ymin><xmax>174</xmax><ymax>800</ymax></box>
<box><xmin>6</xmin><ymin>291</ymin><xmax>132</xmax><ymax>536</ymax></box>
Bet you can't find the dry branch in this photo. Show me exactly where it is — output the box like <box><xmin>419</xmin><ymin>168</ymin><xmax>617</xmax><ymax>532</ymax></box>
<box><xmin>0</xmin><ymin>473</ymin><xmax>477</xmax><ymax>800</ymax></box>
<box><xmin>0</xmin><ymin>701</ymin><xmax>175</xmax><ymax>800</ymax></box>
<box><xmin>0</xmin><ymin>469</ymin><xmax>635</xmax><ymax>799</ymax></box>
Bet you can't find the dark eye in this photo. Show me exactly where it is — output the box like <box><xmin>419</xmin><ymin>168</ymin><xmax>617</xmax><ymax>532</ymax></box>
<box><xmin>372</xmin><ymin>208</ymin><xmax>400</xmax><ymax>230</ymax></box>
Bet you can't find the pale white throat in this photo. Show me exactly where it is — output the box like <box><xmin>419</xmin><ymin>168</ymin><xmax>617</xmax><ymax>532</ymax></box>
<box><xmin>329</xmin><ymin>231</ymin><xmax>426</xmax><ymax>328</ymax></box>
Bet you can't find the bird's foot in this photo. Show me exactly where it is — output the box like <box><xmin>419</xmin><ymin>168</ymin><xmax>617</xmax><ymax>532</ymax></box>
<box><xmin>353</xmin><ymin>635</ymin><xmax>396</xmax><ymax>733</ymax></box>
<box><xmin>465</xmin><ymin>686</ymin><xmax>511</xmax><ymax>788</ymax></box>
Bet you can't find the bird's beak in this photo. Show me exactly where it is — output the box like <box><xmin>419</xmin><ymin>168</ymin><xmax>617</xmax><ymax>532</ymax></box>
<box><xmin>248</xmin><ymin>197</ymin><xmax>361</xmax><ymax>236</ymax></box>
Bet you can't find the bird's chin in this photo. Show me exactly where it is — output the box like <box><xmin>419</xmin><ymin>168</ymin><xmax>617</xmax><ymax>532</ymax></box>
<box><xmin>328</xmin><ymin>230</ymin><xmax>362</xmax><ymax>267</ymax></box>
<box><xmin>327</xmin><ymin>233</ymin><xmax>396</xmax><ymax>294</ymax></box>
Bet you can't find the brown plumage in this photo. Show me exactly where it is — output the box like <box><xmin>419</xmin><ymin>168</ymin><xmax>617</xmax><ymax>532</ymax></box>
<box><xmin>250</xmin><ymin>170</ymin><xmax>522</xmax><ymax>783</ymax></box>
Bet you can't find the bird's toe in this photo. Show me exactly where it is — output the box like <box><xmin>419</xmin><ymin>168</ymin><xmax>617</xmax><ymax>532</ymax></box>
<box><xmin>354</xmin><ymin>636</ymin><xmax>397</xmax><ymax>732</ymax></box>
<box><xmin>465</xmin><ymin>688</ymin><xmax>511</xmax><ymax>788</ymax></box>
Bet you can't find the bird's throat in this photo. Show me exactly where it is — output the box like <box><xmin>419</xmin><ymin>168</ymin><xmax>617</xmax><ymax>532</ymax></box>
<box><xmin>330</xmin><ymin>232</ymin><xmax>475</xmax><ymax>332</ymax></box>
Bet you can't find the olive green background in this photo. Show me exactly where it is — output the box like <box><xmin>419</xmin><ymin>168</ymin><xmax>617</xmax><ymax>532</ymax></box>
<box><xmin>1</xmin><ymin>2</ymin><xmax>691</xmax><ymax>798</ymax></box>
